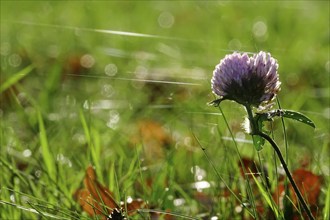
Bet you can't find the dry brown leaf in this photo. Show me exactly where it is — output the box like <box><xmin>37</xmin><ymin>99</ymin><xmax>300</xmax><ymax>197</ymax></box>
<box><xmin>131</xmin><ymin>120</ymin><xmax>172</xmax><ymax>163</ymax></box>
<box><xmin>273</xmin><ymin>168</ymin><xmax>322</xmax><ymax>219</ymax></box>
<box><xmin>74</xmin><ymin>166</ymin><xmax>145</xmax><ymax>219</ymax></box>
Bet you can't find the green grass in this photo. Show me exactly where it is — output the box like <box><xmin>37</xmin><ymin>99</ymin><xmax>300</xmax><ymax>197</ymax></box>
<box><xmin>1</xmin><ymin>1</ymin><xmax>329</xmax><ymax>219</ymax></box>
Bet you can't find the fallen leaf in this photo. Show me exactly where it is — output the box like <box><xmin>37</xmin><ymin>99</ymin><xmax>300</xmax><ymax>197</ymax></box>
<box><xmin>74</xmin><ymin>166</ymin><xmax>145</xmax><ymax>219</ymax></box>
<box><xmin>74</xmin><ymin>166</ymin><xmax>120</xmax><ymax>219</ymax></box>
<box><xmin>130</xmin><ymin>120</ymin><xmax>172</xmax><ymax>163</ymax></box>
<box><xmin>273</xmin><ymin>168</ymin><xmax>322</xmax><ymax>219</ymax></box>
<box><xmin>238</xmin><ymin>157</ymin><xmax>269</xmax><ymax>187</ymax></box>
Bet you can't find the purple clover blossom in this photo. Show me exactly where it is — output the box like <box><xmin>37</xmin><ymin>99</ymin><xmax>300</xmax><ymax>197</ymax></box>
<box><xmin>211</xmin><ymin>51</ymin><xmax>281</xmax><ymax>108</ymax></box>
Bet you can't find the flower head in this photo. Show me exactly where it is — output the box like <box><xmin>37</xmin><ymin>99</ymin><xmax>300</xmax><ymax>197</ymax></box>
<box><xmin>211</xmin><ymin>51</ymin><xmax>281</xmax><ymax>107</ymax></box>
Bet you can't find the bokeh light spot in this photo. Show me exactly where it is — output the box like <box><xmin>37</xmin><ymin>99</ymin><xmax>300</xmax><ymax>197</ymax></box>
<box><xmin>101</xmin><ymin>84</ymin><xmax>114</xmax><ymax>97</ymax></box>
<box><xmin>252</xmin><ymin>20</ymin><xmax>268</xmax><ymax>39</ymax></box>
<box><xmin>8</xmin><ymin>54</ymin><xmax>22</xmax><ymax>67</ymax></box>
<box><xmin>158</xmin><ymin>11</ymin><xmax>175</xmax><ymax>28</ymax></box>
<box><xmin>228</xmin><ymin>39</ymin><xmax>242</xmax><ymax>50</ymax></box>
<box><xmin>80</xmin><ymin>54</ymin><xmax>95</xmax><ymax>68</ymax></box>
<box><xmin>22</xmin><ymin>149</ymin><xmax>32</xmax><ymax>157</ymax></box>
<box><xmin>104</xmin><ymin>63</ymin><xmax>118</xmax><ymax>76</ymax></box>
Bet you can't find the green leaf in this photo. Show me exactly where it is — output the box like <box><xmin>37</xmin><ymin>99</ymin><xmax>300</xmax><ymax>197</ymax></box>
<box><xmin>252</xmin><ymin>135</ymin><xmax>265</xmax><ymax>151</ymax></box>
<box><xmin>281</xmin><ymin>110</ymin><xmax>315</xmax><ymax>128</ymax></box>
<box><xmin>251</xmin><ymin>174</ymin><xmax>281</xmax><ymax>218</ymax></box>
<box><xmin>255</xmin><ymin>109</ymin><xmax>316</xmax><ymax>129</ymax></box>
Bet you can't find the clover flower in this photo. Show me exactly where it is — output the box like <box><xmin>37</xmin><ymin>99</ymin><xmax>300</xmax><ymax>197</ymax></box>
<box><xmin>211</xmin><ymin>51</ymin><xmax>281</xmax><ymax>108</ymax></box>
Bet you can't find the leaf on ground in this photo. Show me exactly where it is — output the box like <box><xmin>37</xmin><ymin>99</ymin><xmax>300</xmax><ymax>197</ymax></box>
<box><xmin>273</xmin><ymin>168</ymin><xmax>323</xmax><ymax>218</ymax></box>
<box><xmin>149</xmin><ymin>208</ymin><xmax>176</xmax><ymax>220</ymax></box>
<box><xmin>74</xmin><ymin>166</ymin><xmax>145</xmax><ymax>219</ymax></box>
<box><xmin>130</xmin><ymin>120</ymin><xmax>173</xmax><ymax>163</ymax></box>
<box><xmin>194</xmin><ymin>191</ymin><xmax>213</xmax><ymax>209</ymax></box>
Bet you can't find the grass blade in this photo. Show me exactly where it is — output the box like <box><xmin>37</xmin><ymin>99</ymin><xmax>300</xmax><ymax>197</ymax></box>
<box><xmin>38</xmin><ymin>110</ymin><xmax>56</xmax><ymax>180</ymax></box>
<box><xmin>251</xmin><ymin>174</ymin><xmax>281</xmax><ymax>219</ymax></box>
<box><xmin>324</xmin><ymin>185</ymin><xmax>330</xmax><ymax>220</ymax></box>
<box><xmin>0</xmin><ymin>65</ymin><xmax>34</xmax><ymax>93</ymax></box>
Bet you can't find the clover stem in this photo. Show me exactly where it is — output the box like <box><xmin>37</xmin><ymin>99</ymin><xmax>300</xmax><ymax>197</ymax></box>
<box><xmin>244</xmin><ymin>105</ymin><xmax>257</xmax><ymax>134</ymax></box>
<box><xmin>256</xmin><ymin>131</ymin><xmax>315</xmax><ymax>220</ymax></box>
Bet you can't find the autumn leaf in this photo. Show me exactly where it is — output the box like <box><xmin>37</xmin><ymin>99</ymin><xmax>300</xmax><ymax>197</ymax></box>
<box><xmin>273</xmin><ymin>168</ymin><xmax>322</xmax><ymax>219</ymax></box>
<box><xmin>74</xmin><ymin>166</ymin><xmax>145</xmax><ymax>219</ymax></box>
<box><xmin>130</xmin><ymin>120</ymin><xmax>172</xmax><ymax>163</ymax></box>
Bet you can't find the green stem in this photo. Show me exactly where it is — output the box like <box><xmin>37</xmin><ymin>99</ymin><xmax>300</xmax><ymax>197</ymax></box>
<box><xmin>244</xmin><ymin>105</ymin><xmax>257</xmax><ymax>133</ymax></box>
<box><xmin>244</xmin><ymin>105</ymin><xmax>314</xmax><ymax>219</ymax></box>
<box><xmin>256</xmin><ymin>131</ymin><xmax>315</xmax><ymax>220</ymax></box>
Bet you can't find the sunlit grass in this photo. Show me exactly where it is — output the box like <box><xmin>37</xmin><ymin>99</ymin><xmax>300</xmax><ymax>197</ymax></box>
<box><xmin>1</xmin><ymin>1</ymin><xmax>329</xmax><ymax>219</ymax></box>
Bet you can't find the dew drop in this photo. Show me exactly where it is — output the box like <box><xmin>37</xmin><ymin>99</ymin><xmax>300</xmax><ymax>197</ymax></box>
<box><xmin>126</xmin><ymin>196</ymin><xmax>133</xmax><ymax>203</ymax></box>
<box><xmin>173</xmin><ymin>198</ymin><xmax>185</xmax><ymax>206</ymax></box>
<box><xmin>235</xmin><ymin>205</ymin><xmax>243</xmax><ymax>213</ymax></box>
<box><xmin>10</xmin><ymin>194</ymin><xmax>16</xmax><ymax>202</ymax></box>
<box><xmin>22</xmin><ymin>149</ymin><xmax>32</xmax><ymax>157</ymax></box>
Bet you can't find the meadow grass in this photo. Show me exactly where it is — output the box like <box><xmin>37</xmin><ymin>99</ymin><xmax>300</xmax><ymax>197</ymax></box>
<box><xmin>1</xmin><ymin>1</ymin><xmax>329</xmax><ymax>219</ymax></box>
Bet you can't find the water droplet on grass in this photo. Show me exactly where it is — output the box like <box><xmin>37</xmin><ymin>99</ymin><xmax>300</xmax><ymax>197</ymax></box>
<box><xmin>173</xmin><ymin>198</ymin><xmax>185</xmax><ymax>206</ymax></box>
<box><xmin>22</xmin><ymin>149</ymin><xmax>31</xmax><ymax>157</ymax></box>
<box><xmin>235</xmin><ymin>205</ymin><xmax>243</xmax><ymax>213</ymax></box>
<box><xmin>10</xmin><ymin>194</ymin><xmax>16</xmax><ymax>202</ymax></box>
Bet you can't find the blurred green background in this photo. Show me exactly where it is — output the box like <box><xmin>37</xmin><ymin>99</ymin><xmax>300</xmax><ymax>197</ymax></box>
<box><xmin>1</xmin><ymin>1</ymin><xmax>329</xmax><ymax>219</ymax></box>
